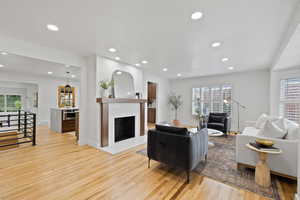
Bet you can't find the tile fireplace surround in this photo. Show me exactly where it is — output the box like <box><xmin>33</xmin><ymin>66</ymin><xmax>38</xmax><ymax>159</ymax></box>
<box><xmin>96</xmin><ymin>98</ymin><xmax>147</xmax><ymax>154</ymax></box>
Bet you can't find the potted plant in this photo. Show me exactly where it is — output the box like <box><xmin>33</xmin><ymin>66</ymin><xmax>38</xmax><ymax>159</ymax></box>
<box><xmin>168</xmin><ymin>93</ymin><xmax>182</xmax><ymax>126</ymax></box>
<box><xmin>194</xmin><ymin>98</ymin><xmax>206</xmax><ymax>129</ymax></box>
<box><xmin>100</xmin><ymin>80</ymin><xmax>114</xmax><ymax>98</ymax></box>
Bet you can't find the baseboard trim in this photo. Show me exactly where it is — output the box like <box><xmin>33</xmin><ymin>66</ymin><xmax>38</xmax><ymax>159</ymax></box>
<box><xmin>38</xmin><ymin>120</ymin><xmax>49</xmax><ymax>126</ymax></box>
<box><xmin>87</xmin><ymin>139</ymin><xmax>100</xmax><ymax>149</ymax></box>
<box><xmin>78</xmin><ymin>139</ymin><xmax>87</xmax><ymax>146</ymax></box>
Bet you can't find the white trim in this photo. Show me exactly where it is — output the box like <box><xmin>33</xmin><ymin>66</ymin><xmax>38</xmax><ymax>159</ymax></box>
<box><xmin>87</xmin><ymin>139</ymin><xmax>100</xmax><ymax>149</ymax></box>
<box><xmin>78</xmin><ymin>139</ymin><xmax>88</xmax><ymax>146</ymax></box>
<box><xmin>295</xmin><ymin>193</ymin><xmax>299</xmax><ymax>200</ymax></box>
<box><xmin>38</xmin><ymin>120</ymin><xmax>49</xmax><ymax>126</ymax></box>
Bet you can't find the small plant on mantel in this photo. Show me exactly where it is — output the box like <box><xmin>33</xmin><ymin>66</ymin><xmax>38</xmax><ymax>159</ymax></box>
<box><xmin>168</xmin><ymin>93</ymin><xmax>183</xmax><ymax>126</ymax></box>
<box><xmin>100</xmin><ymin>80</ymin><xmax>114</xmax><ymax>98</ymax></box>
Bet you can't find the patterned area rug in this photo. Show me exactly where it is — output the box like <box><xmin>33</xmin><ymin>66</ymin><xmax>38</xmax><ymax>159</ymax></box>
<box><xmin>137</xmin><ymin>136</ymin><xmax>281</xmax><ymax>199</ymax></box>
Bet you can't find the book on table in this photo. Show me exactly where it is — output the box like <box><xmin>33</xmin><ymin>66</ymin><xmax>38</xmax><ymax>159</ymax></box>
<box><xmin>249</xmin><ymin>142</ymin><xmax>281</xmax><ymax>152</ymax></box>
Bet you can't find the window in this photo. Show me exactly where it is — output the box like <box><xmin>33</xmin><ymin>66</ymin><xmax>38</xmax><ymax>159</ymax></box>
<box><xmin>0</xmin><ymin>95</ymin><xmax>22</xmax><ymax>112</ymax></box>
<box><xmin>280</xmin><ymin>78</ymin><xmax>300</xmax><ymax>122</ymax></box>
<box><xmin>0</xmin><ymin>95</ymin><xmax>4</xmax><ymax>112</ymax></box>
<box><xmin>192</xmin><ymin>85</ymin><xmax>232</xmax><ymax>116</ymax></box>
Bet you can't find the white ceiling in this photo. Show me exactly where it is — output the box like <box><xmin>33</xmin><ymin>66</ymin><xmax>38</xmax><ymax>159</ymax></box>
<box><xmin>0</xmin><ymin>0</ymin><xmax>298</xmax><ymax>78</ymax></box>
<box><xmin>274</xmin><ymin>24</ymin><xmax>300</xmax><ymax>70</ymax></box>
<box><xmin>0</xmin><ymin>53</ymin><xmax>80</xmax><ymax>80</ymax></box>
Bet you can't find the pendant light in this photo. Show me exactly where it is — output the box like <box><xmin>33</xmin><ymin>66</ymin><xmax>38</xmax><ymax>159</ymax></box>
<box><xmin>65</xmin><ymin>71</ymin><xmax>72</xmax><ymax>93</ymax></box>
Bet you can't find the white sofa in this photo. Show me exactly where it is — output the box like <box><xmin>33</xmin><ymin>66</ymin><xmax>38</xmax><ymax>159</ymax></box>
<box><xmin>236</xmin><ymin>121</ymin><xmax>298</xmax><ymax>179</ymax></box>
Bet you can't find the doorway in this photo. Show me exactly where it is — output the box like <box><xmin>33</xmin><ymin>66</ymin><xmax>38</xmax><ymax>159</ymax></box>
<box><xmin>147</xmin><ymin>82</ymin><xmax>157</xmax><ymax>126</ymax></box>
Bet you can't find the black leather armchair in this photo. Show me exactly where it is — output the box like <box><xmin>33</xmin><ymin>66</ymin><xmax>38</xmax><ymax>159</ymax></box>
<box><xmin>147</xmin><ymin>125</ymin><xmax>208</xmax><ymax>183</ymax></box>
<box><xmin>207</xmin><ymin>112</ymin><xmax>231</xmax><ymax>135</ymax></box>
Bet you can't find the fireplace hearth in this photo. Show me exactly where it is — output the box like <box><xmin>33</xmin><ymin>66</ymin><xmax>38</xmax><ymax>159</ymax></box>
<box><xmin>115</xmin><ymin>116</ymin><xmax>135</xmax><ymax>142</ymax></box>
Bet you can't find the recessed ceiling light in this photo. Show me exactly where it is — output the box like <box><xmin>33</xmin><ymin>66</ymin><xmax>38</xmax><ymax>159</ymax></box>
<box><xmin>177</xmin><ymin>73</ymin><xmax>182</xmax><ymax>77</ymax></box>
<box><xmin>191</xmin><ymin>12</ymin><xmax>203</xmax><ymax>20</ymax></box>
<box><xmin>222</xmin><ymin>58</ymin><xmax>229</xmax><ymax>62</ymax></box>
<box><xmin>115</xmin><ymin>57</ymin><xmax>120</xmax><ymax>61</ymax></box>
<box><xmin>116</xmin><ymin>71</ymin><xmax>122</xmax><ymax>75</ymax></box>
<box><xmin>71</xmin><ymin>74</ymin><xmax>76</xmax><ymax>78</ymax></box>
<box><xmin>1</xmin><ymin>52</ymin><xmax>8</xmax><ymax>55</ymax></box>
<box><xmin>48</xmin><ymin>71</ymin><xmax>53</xmax><ymax>75</ymax></box>
<box><xmin>228</xmin><ymin>66</ymin><xmax>234</xmax><ymax>70</ymax></box>
<box><xmin>141</xmin><ymin>60</ymin><xmax>148</xmax><ymax>64</ymax></box>
<box><xmin>47</xmin><ymin>24</ymin><xmax>59</xmax><ymax>31</ymax></box>
<box><xmin>0</xmin><ymin>64</ymin><xmax>4</xmax><ymax>67</ymax></box>
<box><xmin>211</xmin><ymin>42</ymin><xmax>222</xmax><ymax>48</ymax></box>
<box><xmin>163</xmin><ymin>68</ymin><xmax>168</xmax><ymax>72</ymax></box>
<box><xmin>108</xmin><ymin>48</ymin><xmax>117</xmax><ymax>53</ymax></box>
<box><xmin>135</xmin><ymin>63</ymin><xmax>141</xmax><ymax>67</ymax></box>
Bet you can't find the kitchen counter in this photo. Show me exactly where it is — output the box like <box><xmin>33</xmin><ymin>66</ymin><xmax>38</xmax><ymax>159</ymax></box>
<box><xmin>51</xmin><ymin>107</ymin><xmax>79</xmax><ymax>110</ymax></box>
<box><xmin>50</xmin><ymin>108</ymin><xmax>79</xmax><ymax>133</ymax></box>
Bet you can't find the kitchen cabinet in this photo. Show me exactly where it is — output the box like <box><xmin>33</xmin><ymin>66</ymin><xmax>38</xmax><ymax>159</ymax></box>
<box><xmin>148</xmin><ymin>108</ymin><xmax>156</xmax><ymax>123</ymax></box>
<box><xmin>50</xmin><ymin>108</ymin><xmax>79</xmax><ymax>133</ymax></box>
<box><xmin>148</xmin><ymin>83</ymin><xmax>157</xmax><ymax>100</ymax></box>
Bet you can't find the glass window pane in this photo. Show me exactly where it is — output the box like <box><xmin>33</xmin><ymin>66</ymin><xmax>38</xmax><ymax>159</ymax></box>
<box><xmin>6</xmin><ymin>95</ymin><xmax>21</xmax><ymax>112</ymax></box>
<box><xmin>0</xmin><ymin>95</ymin><xmax>4</xmax><ymax>112</ymax></box>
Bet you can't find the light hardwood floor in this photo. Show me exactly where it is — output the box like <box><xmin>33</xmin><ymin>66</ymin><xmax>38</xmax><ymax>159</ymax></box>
<box><xmin>0</xmin><ymin>126</ymin><xmax>296</xmax><ymax>200</ymax></box>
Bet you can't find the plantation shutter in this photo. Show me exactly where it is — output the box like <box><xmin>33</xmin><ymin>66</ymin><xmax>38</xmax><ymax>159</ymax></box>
<box><xmin>201</xmin><ymin>87</ymin><xmax>211</xmax><ymax>115</ymax></box>
<box><xmin>192</xmin><ymin>85</ymin><xmax>232</xmax><ymax>116</ymax></box>
<box><xmin>222</xmin><ymin>85</ymin><xmax>232</xmax><ymax>116</ymax></box>
<box><xmin>211</xmin><ymin>87</ymin><xmax>221</xmax><ymax>113</ymax></box>
<box><xmin>279</xmin><ymin>78</ymin><xmax>300</xmax><ymax>122</ymax></box>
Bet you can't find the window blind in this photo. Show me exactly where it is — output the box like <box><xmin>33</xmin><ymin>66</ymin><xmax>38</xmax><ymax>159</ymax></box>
<box><xmin>280</xmin><ymin>78</ymin><xmax>300</xmax><ymax>122</ymax></box>
<box><xmin>192</xmin><ymin>85</ymin><xmax>232</xmax><ymax>116</ymax></box>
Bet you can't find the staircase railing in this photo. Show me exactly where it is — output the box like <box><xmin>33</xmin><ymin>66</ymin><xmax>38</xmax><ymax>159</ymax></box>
<box><xmin>0</xmin><ymin>110</ymin><xmax>36</xmax><ymax>148</ymax></box>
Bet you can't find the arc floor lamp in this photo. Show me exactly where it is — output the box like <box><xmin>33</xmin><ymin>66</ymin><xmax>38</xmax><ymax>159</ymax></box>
<box><xmin>224</xmin><ymin>98</ymin><xmax>246</xmax><ymax>133</ymax></box>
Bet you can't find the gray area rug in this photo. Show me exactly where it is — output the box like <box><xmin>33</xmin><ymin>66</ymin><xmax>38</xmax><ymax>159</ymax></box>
<box><xmin>137</xmin><ymin>136</ymin><xmax>285</xmax><ymax>199</ymax></box>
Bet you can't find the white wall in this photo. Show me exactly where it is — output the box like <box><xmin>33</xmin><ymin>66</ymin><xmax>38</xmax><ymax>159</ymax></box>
<box><xmin>170</xmin><ymin>69</ymin><xmax>270</xmax><ymax>131</ymax></box>
<box><xmin>0</xmin><ymin>71</ymin><xmax>80</xmax><ymax>125</ymax></box>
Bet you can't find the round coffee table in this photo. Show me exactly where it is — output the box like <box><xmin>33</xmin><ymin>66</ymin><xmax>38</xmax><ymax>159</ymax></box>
<box><xmin>207</xmin><ymin>128</ymin><xmax>224</xmax><ymax>137</ymax></box>
<box><xmin>246</xmin><ymin>143</ymin><xmax>282</xmax><ymax>187</ymax></box>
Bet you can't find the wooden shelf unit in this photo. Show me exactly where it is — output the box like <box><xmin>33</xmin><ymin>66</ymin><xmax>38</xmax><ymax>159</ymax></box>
<box><xmin>57</xmin><ymin>86</ymin><xmax>76</xmax><ymax>108</ymax></box>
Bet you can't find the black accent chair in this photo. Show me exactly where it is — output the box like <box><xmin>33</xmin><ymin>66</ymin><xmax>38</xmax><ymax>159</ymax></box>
<box><xmin>207</xmin><ymin>113</ymin><xmax>231</xmax><ymax>136</ymax></box>
<box><xmin>147</xmin><ymin>125</ymin><xmax>208</xmax><ymax>183</ymax></box>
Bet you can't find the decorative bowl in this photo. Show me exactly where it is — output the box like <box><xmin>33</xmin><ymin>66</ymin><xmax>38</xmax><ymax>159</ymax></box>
<box><xmin>255</xmin><ymin>139</ymin><xmax>274</xmax><ymax>147</ymax></box>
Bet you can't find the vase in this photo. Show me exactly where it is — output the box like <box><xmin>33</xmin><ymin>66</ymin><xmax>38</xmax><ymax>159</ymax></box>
<box><xmin>101</xmin><ymin>89</ymin><xmax>109</xmax><ymax>98</ymax></box>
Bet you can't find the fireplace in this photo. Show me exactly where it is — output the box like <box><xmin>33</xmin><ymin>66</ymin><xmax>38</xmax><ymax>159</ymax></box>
<box><xmin>114</xmin><ymin>116</ymin><xmax>135</xmax><ymax>142</ymax></box>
